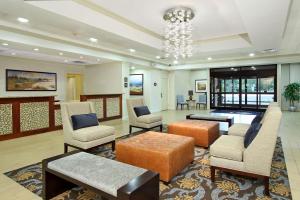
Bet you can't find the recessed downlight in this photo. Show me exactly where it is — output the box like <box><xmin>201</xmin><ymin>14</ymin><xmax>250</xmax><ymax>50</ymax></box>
<box><xmin>59</xmin><ymin>52</ymin><xmax>63</xmax><ymax>56</ymax></box>
<box><xmin>129</xmin><ymin>49</ymin><xmax>136</xmax><ymax>53</ymax></box>
<box><xmin>249</xmin><ymin>53</ymin><xmax>255</xmax><ymax>57</ymax></box>
<box><xmin>173</xmin><ymin>60</ymin><xmax>178</xmax><ymax>64</ymax></box>
<box><xmin>33</xmin><ymin>48</ymin><xmax>39</xmax><ymax>51</ymax></box>
<box><xmin>156</xmin><ymin>56</ymin><xmax>161</xmax><ymax>59</ymax></box>
<box><xmin>17</xmin><ymin>17</ymin><xmax>29</xmax><ymax>23</ymax></box>
<box><xmin>207</xmin><ymin>57</ymin><xmax>212</xmax><ymax>60</ymax></box>
<box><xmin>2</xmin><ymin>43</ymin><xmax>8</xmax><ymax>46</ymax></box>
<box><xmin>89</xmin><ymin>37</ymin><xmax>98</xmax><ymax>43</ymax></box>
<box><xmin>131</xmin><ymin>66</ymin><xmax>135</xmax><ymax>70</ymax></box>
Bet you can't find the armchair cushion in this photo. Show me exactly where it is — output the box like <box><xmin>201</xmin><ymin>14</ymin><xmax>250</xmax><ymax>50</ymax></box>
<box><xmin>244</xmin><ymin>122</ymin><xmax>261</xmax><ymax>148</ymax></box>
<box><xmin>134</xmin><ymin>106</ymin><xmax>151</xmax><ymax>117</ymax></box>
<box><xmin>210</xmin><ymin>135</ymin><xmax>245</xmax><ymax>162</ymax></box>
<box><xmin>71</xmin><ymin>113</ymin><xmax>98</xmax><ymax>130</ymax></box>
<box><xmin>137</xmin><ymin>114</ymin><xmax>162</xmax><ymax>124</ymax></box>
<box><xmin>73</xmin><ymin>125</ymin><xmax>115</xmax><ymax>142</ymax></box>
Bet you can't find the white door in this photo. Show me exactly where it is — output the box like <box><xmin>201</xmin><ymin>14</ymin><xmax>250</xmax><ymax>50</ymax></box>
<box><xmin>67</xmin><ymin>77</ymin><xmax>76</xmax><ymax>101</ymax></box>
<box><xmin>161</xmin><ymin>78</ymin><xmax>168</xmax><ymax>110</ymax></box>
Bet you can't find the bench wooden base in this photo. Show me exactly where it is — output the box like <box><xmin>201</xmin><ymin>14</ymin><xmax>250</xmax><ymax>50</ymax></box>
<box><xmin>186</xmin><ymin>114</ymin><xmax>234</xmax><ymax>127</ymax></box>
<box><xmin>42</xmin><ymin>151</ymin><xmax>159</xmax><ymax>200</ymax></box>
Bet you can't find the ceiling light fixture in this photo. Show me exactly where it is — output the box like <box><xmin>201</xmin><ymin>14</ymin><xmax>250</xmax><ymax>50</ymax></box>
<box><xmin>17</xmin><ymin>17</ymin><xmax>29</xmax><ymax>23</ymax></box>
<box><xmin>33</xmin><ymin>48</ymin><xmax>39</xmax><ymax>51</ymax></box>
<box><xmin>163</xmin><ymin>7</ymin><xmax>194</xmax><ymax>60</ymax></box>
<box><xmin>59</xmin><ymin>52</ymin><xmax>63</xmax><ymax>56</ymax></box>
<box><xmin>89</xmin><ymin>37</ymin><xmax>98</xmax><ymax>43</ymax></box>
<box><xmin>2</xmin><ymin>43</ymin><xmax>8</xmax><ymax>46</ymax></box>
<box><xmin>207</xmin><ymin>57</ymin><xmax>212</xmax><ymax>60</ymax></box>
<box><xmin>156</xmin><ymin>56</ymin><xmax>161</xmax><ymax>59</ymax></box>
<box><xmin>173</xmin><ymin>60</ymin><xmax>178</xmax><ymax>64</ymax></box>
<box><xmin>249</xmin><ymin>53</ymin><xmax>255</xmax><ymax>57</ymax></box>
<box><xmin>11</xmin><ymin>52</ymin><xmax>16</xmax><ymax>55</ymax></box>
<box><xmin>131</xmin><ymin>66</ymin><xmax>135</xmax><ymax>70</ymax></box>
<box><xmin>97</xmin><ymin>58</ymin><xmax>101</xmax><ymax>62</ymax></box>
<box><xmin>129</xmin><ymin>49</ymin><xmax>136</xmax><ymax>53</ymax></box>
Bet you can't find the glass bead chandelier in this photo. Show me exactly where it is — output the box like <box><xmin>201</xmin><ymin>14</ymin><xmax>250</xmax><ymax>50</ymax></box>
<box><xmin>163</xmin><ymin>7</ymin><xmax>195</xmax><ymax>60</ymax></box>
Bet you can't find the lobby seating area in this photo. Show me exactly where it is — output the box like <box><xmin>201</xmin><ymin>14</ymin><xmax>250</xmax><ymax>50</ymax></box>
<box><xmin>0</xmin><ymin>0</ymin><xmax>300</xmax><ymax>200</ymax></box>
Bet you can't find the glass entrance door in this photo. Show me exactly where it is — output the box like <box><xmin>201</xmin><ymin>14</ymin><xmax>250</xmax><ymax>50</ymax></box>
<box><xmin>241</xmin><ymin>77</ymin><xmax>257</xmax><ymax>108</ymax></box>
<box><xmin>210</xmin><ymin>65</ymin><xmax>277</xmax><ymax>110</ymax></box>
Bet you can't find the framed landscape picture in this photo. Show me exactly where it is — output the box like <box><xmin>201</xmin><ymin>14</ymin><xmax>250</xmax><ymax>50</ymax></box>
<box><xmin>129</xmin><ymin>74</ymin><xmax>143</xmax><ymax>95</ymax></box>
<box><xmin>195</xmin><ymin>79</ymin><xmax>207</xmax><ymax>93</ymax></box>
<box><xmin>6</xmin><ymin>69</ymin><xmax>57</xmax><ymax>91</ymax></box>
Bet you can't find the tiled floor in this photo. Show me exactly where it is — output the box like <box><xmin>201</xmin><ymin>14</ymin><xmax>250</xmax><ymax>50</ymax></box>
<box><xmin>0</xmin><ymin>109</ymin><xmax>299</xmax><ymax>200</ymax></box>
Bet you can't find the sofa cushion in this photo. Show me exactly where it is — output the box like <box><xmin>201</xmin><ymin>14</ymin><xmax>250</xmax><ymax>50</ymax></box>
<box><xmin>210</xmin><ymin>135</ymin><xmax>245</xmax><ymax>162</ymax></box>
<box><xmin>134</xmin><ymin>106</ymin><xmax>151</xmax><ymax>117</ymax></box>
<box><xmin>71</xmin><ymin>113</ymin><xmax>99</xmax><ymax>130</ymax></box>
<box><xmin>73</xmin><ymin>125</ymin><xmax>115</xmax><ymax>142</ymax></box>
<box><xmin>244</xmin><ymin>122</ymin><xmax>261</xmax><ymax>148</ymax></box>
<box><xmin>228</xmin><ymin>123</ymin><xmax>250</xmax><ymax>137</ymax></box>
<box><xmin>136</xmin><ymin>114</ymin><xmax>162</xmax><ymax>124</ymax></box>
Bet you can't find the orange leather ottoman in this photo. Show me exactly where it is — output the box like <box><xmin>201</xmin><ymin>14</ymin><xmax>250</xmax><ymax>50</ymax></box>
<box><xmin>168</xmin><ymin>120</ymin><xmax>219</xmax><ymax>147</ymax></box>
<box><xmin>116</xmin><ymin>131</ymin><xmax>194</xmax><ymax>182</ymax></box>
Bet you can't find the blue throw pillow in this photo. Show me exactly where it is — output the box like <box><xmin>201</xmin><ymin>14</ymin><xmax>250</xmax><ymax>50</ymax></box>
<box><xmin>251</xmin><ymin>114</ymin><xmax>263</xmax><ymax>125</ymax></box>
<box><xmin>244</xmin><ymin>122</ymin><xmax>261</xmax><ymax>148</ymax></box>
<box><xmin>134</xmin><ymin>106</ymin><xmax>151</xmax><ymax>117</ymax></box>
<box><xmin>71</xmin><ymin>113</ymin><xmax>99</xmax><ymax>130</ymax></box>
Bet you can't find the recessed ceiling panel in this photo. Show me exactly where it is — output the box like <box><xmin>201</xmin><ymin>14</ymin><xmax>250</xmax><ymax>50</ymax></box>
<box><xmin>90</xmin><ymin>0</ymin><xmax>247</xmax><ymax>40</ymax></box>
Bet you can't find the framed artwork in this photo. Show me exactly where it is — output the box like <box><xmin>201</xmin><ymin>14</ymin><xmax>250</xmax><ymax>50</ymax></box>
<box><xmin>129</xmin><ymin>74</ymin><xmax>144</xmax><ymax>95</ymax></box>
<box><xmin>195</xmin><ymin>79</ymin><xmax>207</xmax><ymax>93</ymax></box>
<box><xmin>6</xmin><ymin>69</ymin><xmax>57</xmax><ymax>91</ymax></box>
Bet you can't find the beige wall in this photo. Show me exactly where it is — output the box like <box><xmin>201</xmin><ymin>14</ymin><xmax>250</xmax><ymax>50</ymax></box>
<box><xmin>0</xmin><ymin>55</ymin><xmax>84</xmax><ymax>101</ymax></box>
<box><xmin>84</xmin><ymin>62</ymin><xmax>123</xmax><ymax>94</ymax></box>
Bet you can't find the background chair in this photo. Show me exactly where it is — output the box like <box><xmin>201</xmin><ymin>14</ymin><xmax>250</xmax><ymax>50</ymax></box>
<box><xmin>127</xmin><ymin>98</ymin><xmax>162</xmax><ymax>134</ymax></box>
<box><xmin>196</xmin><ymin>93</ymin><xmax>207</xmax><ymax>109</ymax></box>
<box><xmin>176</xmin><ymin>95</ymin><xmax>189</xmax><ymax>110</ymax></box>
<box><xmin>61</xmin><ymin>102</ymin><xmax>115</xmax><ymax>153</ymax></box>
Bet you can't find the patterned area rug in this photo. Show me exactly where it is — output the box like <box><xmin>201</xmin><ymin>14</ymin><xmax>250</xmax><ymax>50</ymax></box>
<box><xmin>4</xmin><ymin>137</ymin><xmax>291</xmax><ymax>200</ymax></box>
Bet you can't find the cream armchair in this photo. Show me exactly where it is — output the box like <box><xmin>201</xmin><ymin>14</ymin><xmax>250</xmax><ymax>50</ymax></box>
<box><xmin>61</xmin><ymin>102</ymin><xmax>116</xmax><ymax>153</ymax></box>
<box><xmin>127</xmin><ymin>98</ymin><xmax>163</xmax><ymax>134</ymax></box>
<box><xmin>209</xmin><ymin>103</ymin><xmax>282</xmax><ymax>195</ymax></box>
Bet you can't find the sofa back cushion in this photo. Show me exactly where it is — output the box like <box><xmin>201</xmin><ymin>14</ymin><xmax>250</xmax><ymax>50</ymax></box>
<box><xmin>244</xmin><ymin>122</ymin><xmax>261</xmax><ymax>148</ymax></box>
<box><xmin>71</xmin><ymin>113</ymin><xmax>99</xmax><ymax>130</ymax></box>
<box><xmin>134</xmin><ymin>106</ymin><xmax>151</xmax><ymax>117</ymax></box>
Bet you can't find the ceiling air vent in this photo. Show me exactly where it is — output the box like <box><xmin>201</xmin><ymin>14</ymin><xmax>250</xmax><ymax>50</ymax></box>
<box><xmin>72</xmin><ymin>60</ymin><xmax>87</xmax><ymax>64</ymax></box>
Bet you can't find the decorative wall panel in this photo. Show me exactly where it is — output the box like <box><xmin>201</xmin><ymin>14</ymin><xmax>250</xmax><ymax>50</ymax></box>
<box><xmin>0</xmin><ymin>104</ymin><xmax>13</xmax><ymax>135</ymax></box>
<box><xmin>106</xmin><ymin>97</ymin><xmax>120</xmax><ymax>117</ymax></box>
<box><xmin>55</xmin><ymin>109</ymin><xmax>62</xmax><ymax>126</ymax></box>
<box><xmin>20</xmin><ymin>102</ymin><xmax>49</xmax><ymax>132</ymax></box>
<box><xmin>88</xmin><ymin>98</ymin><xmax>104</xmax><ymax>119</ymax></box>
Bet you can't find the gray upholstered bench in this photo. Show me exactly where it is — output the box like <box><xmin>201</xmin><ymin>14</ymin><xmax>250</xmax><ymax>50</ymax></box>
<box><xmin>186</xmin><ymin>114</ymin><xmax>234</xmax><ymax>127</ymax></box>
<box><xmin>42</xmin><ymin>151</ymin><xmax>159</xmax><ymax>200</ymax></box>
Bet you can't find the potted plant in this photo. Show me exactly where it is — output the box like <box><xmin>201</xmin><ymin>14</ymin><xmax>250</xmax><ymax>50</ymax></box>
<box><xmin>283</xmin><ymin>82</ymin><xmax>300</xmax><ymax>111</ymax></box>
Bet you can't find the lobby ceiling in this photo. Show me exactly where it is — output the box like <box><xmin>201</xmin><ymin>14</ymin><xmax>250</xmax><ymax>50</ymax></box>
<box><xmin>0</xmin><ymin>0</ymin><xmax>299</xmax><ymax>68</ymax></box>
